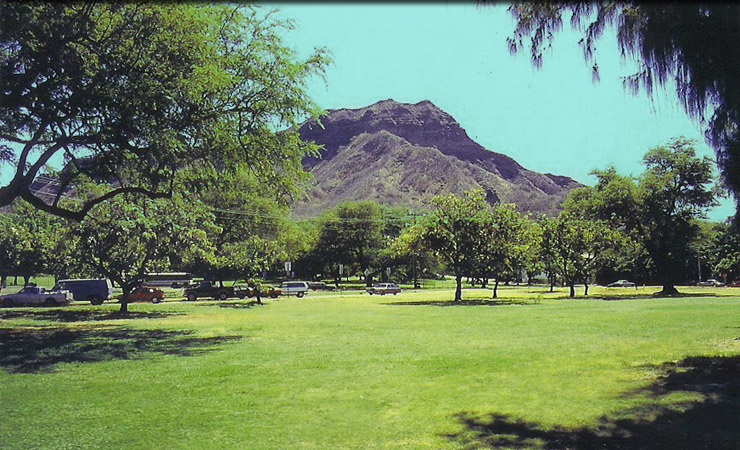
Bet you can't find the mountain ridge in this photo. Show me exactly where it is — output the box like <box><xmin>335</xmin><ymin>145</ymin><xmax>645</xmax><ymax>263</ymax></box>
<box><xmin>293</xmin><ymin>99</ymin><xmax>581</xmax><ymax>217</ymax></box>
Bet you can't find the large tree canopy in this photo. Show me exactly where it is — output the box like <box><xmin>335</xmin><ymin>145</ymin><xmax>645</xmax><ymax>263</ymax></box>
<box><xmin>505</xmin><ymin>3</ymin><xmax>740</xmax><ymax>209</ymax></box>
<box><xmin>0</xmin><ymin>3</ymin><xmax>328</xmax><ymax>220</ymax></box>
<box><xmin>561</xmin><ymin>137</ymin><xmax>717</xmax><ymax>294</ymax></box>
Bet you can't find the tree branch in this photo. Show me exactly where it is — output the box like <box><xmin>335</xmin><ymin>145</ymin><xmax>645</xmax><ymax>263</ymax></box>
<box><xmin>19</xmin><ymin>186</ymin><xmax>173</xmax><ymax>222</ymax></box>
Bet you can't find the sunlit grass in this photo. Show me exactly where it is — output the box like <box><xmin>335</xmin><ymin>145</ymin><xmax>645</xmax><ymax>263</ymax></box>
<box><xmin>1</xmin><ymin>286</ymin><xmax>739</xmax><ymax>449</ymax></box>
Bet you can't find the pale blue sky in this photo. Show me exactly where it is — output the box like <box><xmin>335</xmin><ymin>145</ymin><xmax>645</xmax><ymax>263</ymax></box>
<box><xmin>266</xmin><ymin>2</ymin><xmax>735</xmax><ymax>221</ymax></box>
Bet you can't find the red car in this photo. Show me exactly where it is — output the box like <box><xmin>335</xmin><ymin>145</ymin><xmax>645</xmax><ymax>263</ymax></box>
<box><xmin>116</xmin><ymin>286</ymin><xmax>165</xmax><ymax>303</ymax></box>
<box><xmin>727</xmin><ymin>280</ymin><xmax>740</xmax><ymax>287</ymax></box>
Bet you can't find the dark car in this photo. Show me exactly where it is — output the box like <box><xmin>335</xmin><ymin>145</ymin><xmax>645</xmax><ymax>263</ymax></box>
<box><xmin>183</xmin><ymin>281</ymin><xmax>249</xmax><ymax>301</ymax></box>
<box><xmin>308</xmin><ymin>281</ymin><xmax>334</xmax><ymax>291</ymax></box>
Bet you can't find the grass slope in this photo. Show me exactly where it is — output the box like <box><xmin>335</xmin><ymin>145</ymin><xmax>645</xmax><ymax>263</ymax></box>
<box><xmin>1</xmin><ymin>286</ymin><xmax>739</xmax><ymax>449</ymax></box>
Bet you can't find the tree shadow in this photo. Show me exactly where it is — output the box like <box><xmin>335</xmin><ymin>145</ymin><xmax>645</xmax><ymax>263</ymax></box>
<box><xmin>0</xmin><ymin>326</ymin><xmax>241</xmax><ymax>374</ymax></box>
<box><xmin>385</xmin><ymin>299</ymin><xmax>535</xmax><ymax>307</ymax></box>
<box><xmin>592</xmin><ymin>294</ymin><xmax>673</xmax><ymax>301</ymax></box>
<box><xmin>446</xmin><ymin>355</ymin><xmax>740</xmax><ymax>450</ymax></box>
<box><xmin>0</xmin><ymin>309</ymin><xmax>181</xmax><ymax>322</ymax></box>
<box><xmin>200</xmin><ymin>301</ymin><xmax>265</xmax><ymax>309</ymax></box>
<box><xmin>594</xmin><ymin>293</ymin><xmax>723</xmax><ymax>301</ymax></box>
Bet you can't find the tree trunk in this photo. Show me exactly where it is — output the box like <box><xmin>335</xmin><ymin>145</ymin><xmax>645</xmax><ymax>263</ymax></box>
<box><xmin>454</xmin><ymin>271</ymin><xmax>463</xmax><ymax>301</ymax></box>
<box><xmin>255</xmin><ymin>288</ymin><xmax>262</xmax><ymax>305</ymax></box>
<box><xmin>569</xmin><ymin>281</ymin><xmax>575</xmax><ymax>298</ymax></box>
<box><xmin>119</xmin><ymin>285</ymin><xmax>131</xmax><ymax>313</ymax></box>
<box><xmin>584</xmin><ymin>283</ymin><xmax>589</xmax><ymax>296</ymax></box>
<box><xmin>658</xmin><ymin>284</ymin><xmax>680</xmax><ymax>296</ymax></box>
<box><xmin>23</xmin><ymin>274</ymin><xmax>30</xmax><ymax>286</ymax></box>
<box><xmin>492</xmin><ymin>279</ymin><xmax>499</xmax><ymax>299</ymax></box>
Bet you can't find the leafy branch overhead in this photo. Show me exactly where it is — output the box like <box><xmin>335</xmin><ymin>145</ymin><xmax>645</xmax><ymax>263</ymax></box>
<box><xmin>505</xmin><ymin>2</ymin><xmax>740</xmax><ymax>205</ymax></box>
<box><xmin>0</xmin><ymin>3</ymin><xmax>329</xmax><ymax>220</ymax></box>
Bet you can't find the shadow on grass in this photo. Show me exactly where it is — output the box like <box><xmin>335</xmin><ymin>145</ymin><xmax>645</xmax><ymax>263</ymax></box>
<box><xmin>593</xmin><ymin>292</ymin><xmax>725</xmax><ymax>301</ymax></box>
<box><xmin>199</xmin><ymin>301</ymin><xmax>265</xmax><ymax>309</ymax></box>
<box><xmin>0</xmin><ymin>309</ymin><xmax>180</xmax><ymax>322</ymax></box>
<box><xmin>447</xmin><ymin>355</ymin><xmax>740</xmax><ymax>450</ymax></box>
<box><xmin>0</xmin><ymin>326</ymin><xmax>241</xmax><ymax>374</ymax></box>
<box><xmin>386</xmin><ymin>299</ymin><xmax>535</xmax><ymax>307</ymax></box>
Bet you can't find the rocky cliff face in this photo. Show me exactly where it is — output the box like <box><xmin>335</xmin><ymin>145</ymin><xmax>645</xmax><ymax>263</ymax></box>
<box><xmin>293</xmin><ymin>99</ymin><xmax>581</xmax><ymax>217</ymax></box>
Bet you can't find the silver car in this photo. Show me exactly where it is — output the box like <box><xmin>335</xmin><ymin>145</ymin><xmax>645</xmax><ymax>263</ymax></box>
<box><xmin>279</xmin><ymin>281</ymin><xmax>309</xmax><ymax>298</ymax></box>
<box><xmin>606</xmin><ymin>279</ymin><xmax>636</xmax><ymax>288</ymax></box>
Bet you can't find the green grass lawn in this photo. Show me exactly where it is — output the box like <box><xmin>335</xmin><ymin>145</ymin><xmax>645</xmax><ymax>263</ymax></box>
<box><xmin>1</xmin><ymin>285</ymin><xmax>739</xmax><ymax>449</ymax></box>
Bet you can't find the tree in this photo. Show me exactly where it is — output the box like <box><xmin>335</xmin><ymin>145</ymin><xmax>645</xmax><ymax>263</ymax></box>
<box><xmin>691</xmin><ymin>220</ymin><xmax>725</xmax><ymax>283</ymax></box>
<box><xmin>312</xmin><ymin>202</ymin><xmax>387</xmax><ymax>286</ymax></box>
<box><xmin>0</xmin><ymin>3</ymin><xmax>329</xmax><ymax>220</ymax></box>
<box><xmin>512</xmin><ymin>218</ymin><xmax>543</xmax><ymax>287</ymax></box>
<box><xmin>182</xmin><ymin>165</ymin><xmax>288</xmax><ymax>285</ymax></box>
<box><xmin>9</xmin><ymin>201</ymin><xmax>62</xmax><ymax>285</ymax></box>
<box><xmin>639</xmin><ymin>138</ymin><xmax>718</xmax><ymax>293</ymax></box>
<box><xmin>712</xmin><ymin>220</ymin><xmax>740</xmax><ymax>282</ymax></box>
<box><xmin>0</xmin><ymin>201</ymin><xmax>63</xmax><ymax>287</ymax></box>
<box><xmin>473</xmin><ymin>204</ymin><xmax>536</xmax><ymax>298</ymax></box>
<box><xmin>389</xmin><ymin>220</ymin><xmax>440</xmax><ymax>289</ymax></box>
<box><xmin>416</xmin><ymin>190</ymin><xmax>492</xmax><ymax>301</ymax></box>
<box><xmin>560</xmin><ymin>138</ymin><xmax>718</xmax><ymax>293</ymax></box>
<box><xmin>73</xmin><ymin>195</ymin><xmax>215</xmax><ymax>313</ymax></box>
<box><xmin>537</xmin><ymin>217</ymin><xmax>561</xmax><ymax>292</ymax></box>
<box><xmin>540</xmin><ymin>213</ymin><xmax>625</xmax><ymax>297</ymax></box>
<box><xmin>562</xmin><ymin>168</ymin><xmax>647</xmax><ymax>284</ymax></box>
<box><xmin>0</xmin><ymin>210</ymin><xmax>27</xmax><ymax>289</ymax></box>
<box><xmin>504</xmin><ymin>3</ymin><xmax>740</xmax><ymax>209</ymax></box>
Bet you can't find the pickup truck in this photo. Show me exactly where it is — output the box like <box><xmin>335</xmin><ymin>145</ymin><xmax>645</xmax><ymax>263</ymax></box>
<box><xmin>0</xmin><ymin>285</ymin><xmax>72</xmax><ymax>306</ymax></box>
<box><xmin>182</xmin><ymin>281</ymin><xmax>250</xmax><ymax>301</ymax></box>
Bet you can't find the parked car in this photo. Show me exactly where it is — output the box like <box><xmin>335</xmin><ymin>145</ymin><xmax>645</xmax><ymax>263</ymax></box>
<box><xmin>1</xmin><ymin>285</ymin><xmax>72</xmax><ymax>307</ymax></box>
<box><xmin>367</xmin><ymin>283</ymin><xmax>401</xmax><ymax>295</ymax></box>
<box><xmin>606</xmin><ymin>279</ymin><xmax>636</xmax><ymax>288</ymax></box>
<box><xmin>265</xmin><ymin>286</ymin><xmax>282</xmax><ymax>298</ymax></box>
<box><xmin>115</xmin><ymin>286</ymin><xmax>165</xmax><ymax>303</ymax></box>
<box><xmin>182</xmin><ymin>281</ymin><xmax>249</xmax><ymax>301</ymax></box>
<box><xmin>726</xmin><ymin>280</ymin><xmax>740</xmax><ymax>287</ymax></box>
<box><xmin>308</xmin><ymin>281</ymin><xmax>334</xmax><ymax>291</ymax></box>
<box><xmin>697</xmin><ymin>279</ymin><xmax>724</xmax><ymax>287</ymax></box>
<box><xmin>55</xmin><ymin>279</ymin><xmax>113</xmax><ymax>305</ymax></box>
<box><xmin>279</xmin><ymin>281</ymin><xmax>310</xmax><ymax>298</ymax></box>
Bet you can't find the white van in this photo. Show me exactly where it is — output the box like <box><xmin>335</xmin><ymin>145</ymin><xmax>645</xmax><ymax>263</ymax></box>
<box><xmin>279</xmin><ymin>281</ymin><xmax>309</xmax><ymax>298</ymax></box>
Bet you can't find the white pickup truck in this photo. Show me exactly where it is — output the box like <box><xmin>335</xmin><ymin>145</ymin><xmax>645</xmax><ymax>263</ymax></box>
<box><xmin>0</xmin><ymin>285</ymin><xmax>72</xmax><ymax>306</ymax></box>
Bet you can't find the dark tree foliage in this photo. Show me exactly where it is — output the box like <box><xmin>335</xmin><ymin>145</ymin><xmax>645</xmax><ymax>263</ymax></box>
<box><xmin>504</xmin><ymin>2</ymin><xmax>740</xmax><ymax>209</ymax></box>
<box><xmin>313</xmin><ymin>201</ymin><xmax>387</xmax><ymax>286</ymax></box>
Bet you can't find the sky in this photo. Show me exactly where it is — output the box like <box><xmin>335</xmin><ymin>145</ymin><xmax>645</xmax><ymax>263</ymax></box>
<box><xmin>265</xmin><ymin>2</ymin><xmax>736</xmax><ymax>221</ymax></box>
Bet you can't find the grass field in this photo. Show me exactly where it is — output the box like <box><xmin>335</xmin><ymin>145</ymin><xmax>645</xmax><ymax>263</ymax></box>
<box><xmin>1</xmin><ymin>285</ymin><xmax>739</xmax><ymax>449</ymax></box>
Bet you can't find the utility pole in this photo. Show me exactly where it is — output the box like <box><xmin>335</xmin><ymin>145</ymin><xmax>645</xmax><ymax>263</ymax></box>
<box><xmin>697</xmin><ymin>252</ymin><xmax>702</xmax><ymax>282</ymax></box>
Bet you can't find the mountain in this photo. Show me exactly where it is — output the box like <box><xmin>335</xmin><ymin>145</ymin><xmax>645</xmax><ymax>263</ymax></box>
<box><xmin>292</xmin><ymin>99</ymin><xmax>581</xmax><ymax>217</ymax></box>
